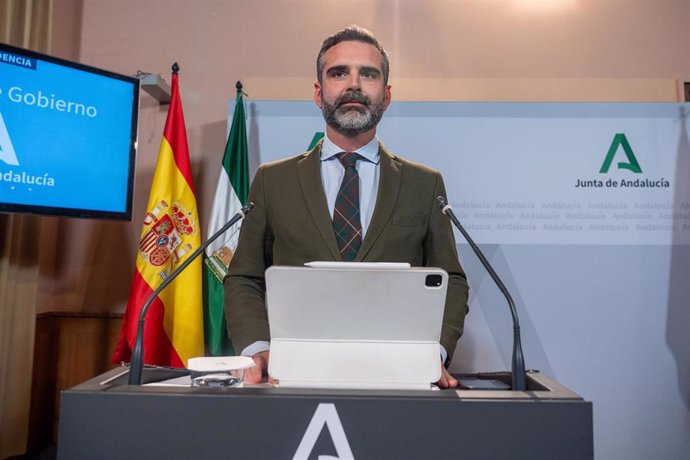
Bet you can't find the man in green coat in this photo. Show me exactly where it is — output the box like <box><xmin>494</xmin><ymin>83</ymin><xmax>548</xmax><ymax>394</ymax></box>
<box><xmin>224</xmin><ymin>25</ymin><xmax>469</xmax><ymax>388</ymax></box>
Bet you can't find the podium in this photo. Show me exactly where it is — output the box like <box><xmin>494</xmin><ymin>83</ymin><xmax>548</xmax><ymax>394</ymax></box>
<box><xmin>58</xmin><ymin>369</ymin><xmax>592</xmax><ymax>459</ymax></box>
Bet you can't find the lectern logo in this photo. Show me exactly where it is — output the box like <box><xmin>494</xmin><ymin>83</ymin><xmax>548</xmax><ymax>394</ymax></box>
<box><xmin>599</xmin><ymin>133</ymin><xmax>642</xmax><ymax>174</ymax></box>
<box><xmin>293</xmin><ymin>403</ymin><xmax>354</xmax><ymax>460</ymax></box>
<box><xmin>0</xmin><ymin>113</ymin><xmax>20</xmax><ymax>166</ymax></box>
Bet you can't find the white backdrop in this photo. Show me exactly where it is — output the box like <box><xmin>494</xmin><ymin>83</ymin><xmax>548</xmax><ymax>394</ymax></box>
<box><xmin>232</xmin><ymin>100</ymin><xmax>690</xmax><ymax>460</ymax></box>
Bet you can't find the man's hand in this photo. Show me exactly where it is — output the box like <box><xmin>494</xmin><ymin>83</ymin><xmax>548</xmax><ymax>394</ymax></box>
<box><xmin>436</xmin><ymin>364</ymin><xmax>458</xmax><ymax>389</ymax></box>
<box><xmin>244</xmin><ymin>351</ymin><xmax>276</xmax><ymax>384</ymax></box>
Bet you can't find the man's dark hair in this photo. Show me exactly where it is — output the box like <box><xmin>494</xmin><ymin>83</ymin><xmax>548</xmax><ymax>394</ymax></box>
<box><xmin>316</xmin><ymin>25</ymin><xmax>390</xmax><ymax>85</ymax></box>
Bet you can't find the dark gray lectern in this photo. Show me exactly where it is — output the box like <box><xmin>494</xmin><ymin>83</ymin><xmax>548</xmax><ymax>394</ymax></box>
<box><xmin>58</xmin><ymin>369</ymin><xmax>592</xmax><ymax>459</ymax></box>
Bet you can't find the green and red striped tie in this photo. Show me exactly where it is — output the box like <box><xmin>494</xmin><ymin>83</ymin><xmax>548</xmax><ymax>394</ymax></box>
<box><xmin>333</xmin><ymin>152</ymin><xmax>363</xmax><ymax>261</ymax></box>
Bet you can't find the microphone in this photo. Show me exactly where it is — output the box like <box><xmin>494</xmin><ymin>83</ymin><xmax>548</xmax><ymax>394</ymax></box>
<box><xmin>128</xmin><ymin>202</ymin><xmax>254</xmax><ymax>385</ymax></box>
<box><xmin>436</xmin><ymin>196</ymin><xmax>527</xmax><ymax>391</ymax></box>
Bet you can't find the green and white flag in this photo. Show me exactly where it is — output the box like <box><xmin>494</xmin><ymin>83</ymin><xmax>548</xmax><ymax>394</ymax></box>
<box><xmin>203</xmin><ymin>90</ymin><xmax>249</xmax><ymax>356</ymax></box>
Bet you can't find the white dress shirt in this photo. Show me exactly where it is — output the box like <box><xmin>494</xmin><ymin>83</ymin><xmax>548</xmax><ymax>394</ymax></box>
<box><xmin>319</xmin><ymin>135</ymin><xmax>380</xmax><ymax>238</ymax></box>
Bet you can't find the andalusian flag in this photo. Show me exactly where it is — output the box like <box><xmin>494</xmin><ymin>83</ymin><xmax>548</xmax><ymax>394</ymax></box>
<box><xmin>203</xmin><ymin>87</ymin><xmax>249</xmax><ymax>356</ymax></box>
<box><xmin>113</xmin><ymin>67</ymin><xmax>204</xmax><ymax>367</ymax></box>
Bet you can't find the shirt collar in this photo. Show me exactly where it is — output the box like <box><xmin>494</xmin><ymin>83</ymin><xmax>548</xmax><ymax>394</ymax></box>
<box><xmin>321</xmin><ymin>134</ymin><xmax>380</xmax><ymax>164</ymax></box>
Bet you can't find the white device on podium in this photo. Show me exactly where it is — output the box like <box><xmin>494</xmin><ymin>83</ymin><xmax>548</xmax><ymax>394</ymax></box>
<box><xmin>265</xmin><ymin>263</ymin><xmax>448</xmax><ymax>390</ymax></box>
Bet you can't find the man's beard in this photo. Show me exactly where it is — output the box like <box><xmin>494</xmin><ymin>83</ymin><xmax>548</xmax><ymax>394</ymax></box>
<box><xmin>320</xmin><ymin>90</ymin><xmax>386</xmax><ymax>137</ymax></box>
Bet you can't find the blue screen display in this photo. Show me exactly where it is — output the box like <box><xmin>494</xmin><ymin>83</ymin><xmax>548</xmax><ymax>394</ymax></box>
<box><xmin>0</xmin><ymin>44</ymin><xmax>138</xmax><ymax>219</ymax></box>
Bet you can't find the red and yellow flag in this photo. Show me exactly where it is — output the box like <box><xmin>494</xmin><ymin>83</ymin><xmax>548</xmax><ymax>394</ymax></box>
<box><xmin>113</xmin><ymin>70</ymin><xmax>203</xmax><ymax>367</ymax></box>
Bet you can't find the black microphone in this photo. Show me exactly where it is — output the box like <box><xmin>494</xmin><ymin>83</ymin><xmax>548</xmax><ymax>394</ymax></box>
<box><xmin>436</xmin><ymin>196</ymin><xmax>527</xmax><ymax>391</ymax></box>
<box><xmin>128</xmin><ymin>202</ymin><xmax>254</xmax><ymax>385</ymax></box>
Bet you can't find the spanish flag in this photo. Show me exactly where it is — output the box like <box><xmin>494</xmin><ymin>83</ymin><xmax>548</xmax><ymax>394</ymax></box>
<box><xmin>113</xmin><ymin>67</ymin><xmax>204</xmax><ymax>367</ymax></box>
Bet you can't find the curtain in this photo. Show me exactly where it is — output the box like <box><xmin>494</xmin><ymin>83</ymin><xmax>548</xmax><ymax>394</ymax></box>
<box><xmin>0</xmin><ymin>1</ymin><xmax>53</xmax><ymax>457</ymax></box>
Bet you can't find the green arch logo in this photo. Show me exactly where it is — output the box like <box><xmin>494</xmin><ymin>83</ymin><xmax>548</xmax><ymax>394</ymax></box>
<box><xmin>599</xmin><ymin>133</ymin><xmax>642</xmax><ymax>174</ymax></box>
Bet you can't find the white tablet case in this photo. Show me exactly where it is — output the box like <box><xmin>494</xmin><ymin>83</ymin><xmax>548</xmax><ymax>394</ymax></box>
<box><xmin>265</xmin><ymin>263</ymin><xmax>448</xmax><ymax>390</ymax></box>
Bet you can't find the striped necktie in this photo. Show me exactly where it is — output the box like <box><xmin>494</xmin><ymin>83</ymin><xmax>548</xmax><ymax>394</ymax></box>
<box><xmin>333</xmin><ymin>152</ymin><xmax>363</xmax><ymax>261</ymax></box>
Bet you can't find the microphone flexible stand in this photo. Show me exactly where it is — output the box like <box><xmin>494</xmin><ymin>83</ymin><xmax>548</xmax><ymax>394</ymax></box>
<box><xmin>437</xmin><ymin>196</ymin><xmax>527</xmax><ymax>391</ymax></box>
<box><xmin>128</xmin><ymin>202</ymin><xmax>254</xmax><ymax>385</ymax></box>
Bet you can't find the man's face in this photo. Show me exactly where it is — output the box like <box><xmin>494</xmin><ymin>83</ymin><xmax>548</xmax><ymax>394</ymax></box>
<box><xmin>314</xmin><ymin>40</ymin><xmax>392</xmax><ymax>137</ymax></box>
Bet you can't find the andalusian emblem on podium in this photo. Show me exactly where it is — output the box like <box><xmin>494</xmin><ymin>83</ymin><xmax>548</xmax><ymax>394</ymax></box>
<box><xmin>139</xmin><ymin>200</ymin><xmax>198</xmax><ymax>275</ymax></box>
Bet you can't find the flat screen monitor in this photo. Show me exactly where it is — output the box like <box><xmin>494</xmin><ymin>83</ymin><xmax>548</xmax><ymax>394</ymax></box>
<box><xmin>0</xmin><ymin>43</ymin><xmax>139</xmax><ymax>220</ymax></box>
